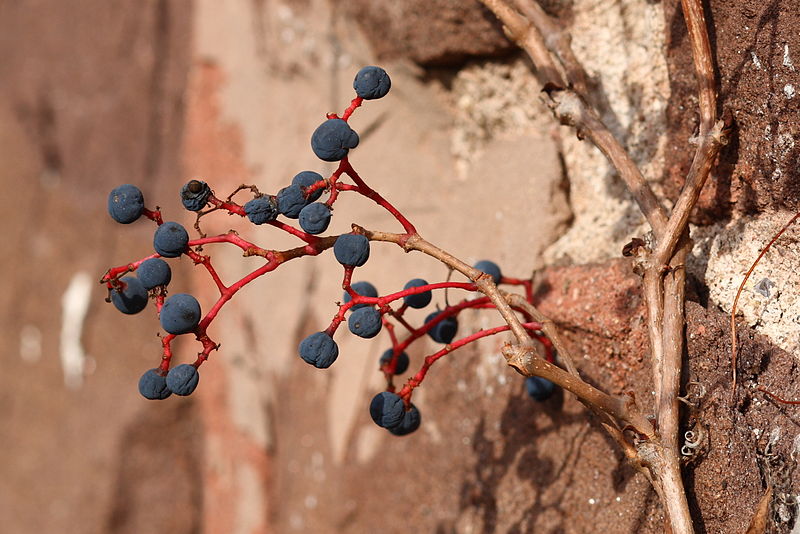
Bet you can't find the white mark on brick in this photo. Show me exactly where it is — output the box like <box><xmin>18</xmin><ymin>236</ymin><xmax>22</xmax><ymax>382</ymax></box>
<box><xmin>59</xmin><ymin>271</ymin><xmax>92</xmax><ymax>390</ymax></box>
<box><xmin>784</xmin><ymin>84</ymin><xmax>796</xmax><ymax>99</ymax></box>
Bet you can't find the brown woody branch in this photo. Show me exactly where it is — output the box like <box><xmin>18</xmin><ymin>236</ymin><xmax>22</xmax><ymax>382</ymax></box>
<box><xmin>479</xmin><ymin>1</ymin><xmax>724</xmax><ymax>533</ymax></box>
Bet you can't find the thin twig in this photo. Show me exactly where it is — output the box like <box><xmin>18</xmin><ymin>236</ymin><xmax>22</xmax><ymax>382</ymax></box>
<box><xmin>504</xmin><ymin>292</ymin><xmax>579</xmax><ymax>377</ymax></box>
<box><xmin>511</xmin><ymin>0</ymin><xmax>590</xmax><ymax>96</ymax></box>
<box><xmin>544</xmin><ymin>89</ymin><xmax>669</xmax><ymax>237</ymax></box>
<box><xmin>480</xmin><ymin>0</ymin><xmax>566</xmax><ymax>86</ymax></box>
<box><xmin>363</xmin><ymin>226</ymin><xmax>655</xmax><ymax>438</ymax></box>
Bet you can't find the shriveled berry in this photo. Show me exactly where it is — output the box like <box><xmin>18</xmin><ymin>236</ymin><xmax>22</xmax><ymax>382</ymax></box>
<box><xmin>244</xmin><ymin>195</ymin><xmax>279</xmax><ymax>225</ymax></box>
<box><xmin>160</xmin><ymin>293</ymin><xmax>201</xmax><ymax>334</ymax></box>
<box><xmin>277</xmin><ymin>185</ymin><xmax>307</xmax><ymax>219</ymax></box>
<box><xmin>343</xmin><ymin>281</ymin><xmax>378</xmax><ymax>310</ymax></box>
<box><xmin>389</xmin><ymin>403</ymin><xmax>421</xmax><ymax>436</ymax></box>
<box><xmin>474</xmin><ymin>260</ymin><xmax>502</xmax><ymax>284</ymax></box>
<box><xmin>136</xmin><ymin>258</ymin><xmax>171</xmax><ymax>290</ymax></box>
<box><xmin>402</xmin><ymin>278</ymin><xmax>432</xmax><ymax>309</ymax></box>
<box><xmin>108</xmin><ymin>184</ymin><xmax>144</xmax><ymax>224</ymax></box>
<box><xmin>379</xmin><ymin>348</ymin><xmax>409</xmax><ymax>375</ymax></box>
<box><xmin>310</xmin><ymin>118</ymin><xmax>359</xmax><ymax>162</ymax></box>
<box><xmin>348</xmin><ymin>307</ymin><xmax>382</xmax><ymax>339</ymax></box>
<box><xmin>111</xmin><ymin>276</ymin><xmax>149</xmax><ymax>315</ymax></box>
<box><xmin>166</xmin><ymin>364</ymin><xmax>200</xmax><ymax>396</ymax></box>
<box><xmin>298</xmin><ymin>331</ymin><xmax>339</xmax><ymax>369</ymax></box>
<box><xmin>153</xmin><ymin>221</ymin><xmax>189</xmax><ymax>258</ymax></box>
<box><xmin>137</xmin><ymin>368</ymin><xmax>172</xmax><ymax>400</ymax></box>
<box><xmin>333</xmin><ymin>234</ymin><xmax>370</xmax><ymax>267</ymax></box>
<box><xmin>369</xmin><ymin>391</ymin><xmax>405</xmax><ymax>429</ymax></box>
<box><xmin>292</xmin><ymin>171</ymin><xmax>324</xmax><ymax>202</ymax></box>
<box><xmin>353</xmin><ymin>66</ymin><xmax>391</xmax><ymax>100</ymax></box>
<box><xmin>180</xmin><ymin>179</ymin><xmax>212</xmax><ymax>211</ymax></box>
<box><xmin>298</xmin><ymin>202</ymin><xmax>332</xmax><ymax>234</ymax></box>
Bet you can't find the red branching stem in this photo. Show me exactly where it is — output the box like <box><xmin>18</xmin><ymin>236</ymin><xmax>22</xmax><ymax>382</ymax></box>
<box><xmin>396</xmin><ymin>321</ymin><xmax>543</xmax><ymax>401</ymax></box>
<box><xmin>758</xmin><ymin>386</ymin><xmax>800</xmax><ymax>405</ymax></box>
<box><xmin>197</xmin><ymin>258</ymin><xmax>281</xmax><ymax>331</ymax></box>
<box><xmin>395</xmin><ymin>297</ymin><xmax>492</xmax><ymax>354</ymax></box>
<box><xmin>344</xmin><ymin>281</ymin><xmax>478</xmax><ymax>311</ymax></box>
<box><xmin>267</xmin><ymin>219</ymin><xmax>319</xmax><ymax>243</ymax></box>
<box><xmin>102</xmin><ymin>255</ymin><xmax>158</xmax><ymax>284</ymax></box>
<box><xmin>341</xmin><ymin>96</ymin><xmax>364</xmax><ymax>121</ymax></box>
<box><xmin>502</xmin><ymin>276</ymin><xmax>534</xmax><ymax>303</ymax></box>
<box><xmin>206</xmin><ymin>195</ymin><xmax>317</xmax><ymax>243</ymax></box>
<box><xmin>318</xmin><ymin>162</ymin><xmax>350</xmax><ymax>206</ymax></box>
<box><xmin>185</xmin><ymin>250</ymin><xmax>228</xmax><ymax>293</ymax></box>
<box><xmin>142</xmin><ymin>207</ymin><xmax>163</xmax><ymax>225</ymax></box>
<box><xmin>193</xmin><ymin>335</ymin><xmax>219</xmax><ymax>366</ymax></box>
<box><xmin>207</xmin><ymin>195</ymin><xmax>247</xmax><ymax>216</ymax></box>
<box><xmin>340</xmin><ymin>159</ymin><xmax>418</xmax><ymax>235</ymax></box>
<box><xmin>341</xmin><ymin>267</ymin><xmax>355</xmax><ymax>294</ymax></box>
<box><xmin>189</xmin><ymin>232</ymin><xmax>260</xmax><ymax>252</ymax></box>
<box><xmin>154</xmin><ymin>292</ymin><xmax>165</xmax><ymax>312</ymax></box>
<box><xmin>159</xmin><ymin>334</ymin><xmax>177</xmax><ymax>372</ymax></box>
<box><xmin>302</xmin><ymin>178</ymin><xmax>331</xmax><ymax>199</ymax></box>
<box><xmin>387</xmin><ymin>308</ymin><xmax>416</xmax><ymax>334</ymax></box>
<box><xmin>383</xmin><ymin>318</ymin><xmax>399</xmax><ymax>348</ymax></box>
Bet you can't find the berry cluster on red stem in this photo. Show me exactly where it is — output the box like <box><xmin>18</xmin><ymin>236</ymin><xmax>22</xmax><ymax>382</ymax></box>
<box><xmin>102</xmin><ymin>66</ymin><xmax>557</xmax><ymax>432</ymax></box>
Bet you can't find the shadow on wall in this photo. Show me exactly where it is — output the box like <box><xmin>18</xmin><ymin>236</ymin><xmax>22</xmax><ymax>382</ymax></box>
<box><xmin>105</xmin><ymin>401</ymin><xmax>204</xmax><ymax>534</ymax></box>
<box><xmin>437</xmin><ymin>386</ymin><xmax>656</xmax><ymax>534</ymax></box>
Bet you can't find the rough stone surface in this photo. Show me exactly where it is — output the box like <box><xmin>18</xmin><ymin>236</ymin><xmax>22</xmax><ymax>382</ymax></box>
<box><xmin>543</xmin><ymin>0</ymin><xmax>672</xmax><ymax>265</ymax></box>
<box><xmin>662</xmin><ymin>0</ymin><xmax>800</xmax><ymax>221</ymax></box>
<box><xmin>690</xmin><ymin>212</ymin><xmax>800</xmax><ymax>357</ymax></box>
<box><xmin>333</xmin><ymin>0</ymin><xmax>515</xmax><ymax>67</ymax></box>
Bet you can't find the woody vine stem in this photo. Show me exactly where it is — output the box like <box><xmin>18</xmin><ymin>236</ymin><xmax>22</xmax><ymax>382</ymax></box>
<box><xmin>473</xmin><ymin>1</ymin><xmax>727</xmax><ymax>533</ymax></box>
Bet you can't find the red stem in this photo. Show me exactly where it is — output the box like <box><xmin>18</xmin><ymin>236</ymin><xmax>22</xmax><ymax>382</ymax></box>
<box><xmin>396</xmin><ymin>321</ymin><xmax>543</xmax><ymax>401</ymax></box>
<box><xmin>340</xmin><ymin>159</ymin><xmax>418</xmax><ymax>235</ymax></box>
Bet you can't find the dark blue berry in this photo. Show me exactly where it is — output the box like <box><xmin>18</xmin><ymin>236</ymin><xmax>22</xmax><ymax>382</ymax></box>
<box><xmin>353</xmin><ymin>66</ymin><xmax>391</xmax><ymax>100</ymax></box>
<box><xmin>153</xmin><ymin>222</ymin><xmax>189</xmax><ymax>258</ymax></box>
<box><xmin>108</xmin><ymin>184</ymin><xmax>144</xmax><ymax>224</ymax></box>
<box><xmin>244</xmin><ymin>195</ymin><xmax>279</xmax><ymax>225</ymax></box>
<box><xmin>160</xmin><ymin>293</ymin><xmax>201</xmax><ymax>334</ymax></box>
<box><xmin>298</xmin><ymin>332</ymin><xmax>339</xmax><ymax>369</ymax></box>
<box><xmin>111</xmin><ymin>276</ymin><xmax>149</xmax><ymax>315</ymax></box>
<box><xmin>136</xmin><ymin>258</ymin><xmax>172</xmax><ymax>290</ymax></box>
<box><xmin>389</xmin><ymin>403</ymin><xmax>421</xmax><ymax>436</ymax></box>
<box><xmin>474</xmin><ymin>260</ymin><xmax>502</xmax><ymax>284</ymax></box>
<box><xmin>180</xmin><ymin>179</ymin><xmax>212</xmax><ymax>211</ymax></box>
<box><xmin>525</xmin><ymin>376</ymin><xmax>556</xmax><ymax>401</ymax></box>
<box><xmin>343</xmin><ymin>281</ymin><xmax>378</xmax><ymax>310</ymax></box>
<box><xmin>333</xmin><ymin>234</ymin><xmax>370</xmax><ymax>266</ymax></box>
<box><xmin>424</xmin><ymin>311</ymin><xmax>458</xmax><ymax>344</ymax></box>
<box><xmin>137</xmin><ymin>368</ymin><xmax>172</xmax><ymax>400</ymax></box>
<box><xmin>402</xmin><ymin>278</ymin><xmax>432</xmax><ymax>309</ymax></box>
<box><xmin>379</xmin><ymin>348</ymin><xmax>409</xmax><ymax>375</ymax></box>
<box><xmin>369</xmin><ymin>391</ymin><xmax>405</xmax><ymax>429</ymax></box>
<box><xmin>292</xmin><ymin>171</ymin><xmax>324</xmax><ymax>202</ymax></box>
<box><xmin>166</xmin><ymin>364</ymin><xmax>200</xmax><ymax>396</ymax></box>
<box><xmin>310</xmin><ymin>118</ymin><xmax>359</xmax><ymax>162</ymax></box>
<box><xmin>298</xmin><ymin>202</ymin><xmax>332</xmax><ymax>234</ymax></box>
<box><xmin>277</xmin><ymin>185</ymin><xmax>307</xmax><ymax>219</ymax></box>
<box><xmin>348</xmin><ymin>307</ymin><xmax>382</xmax><ymax>338</ymax></box>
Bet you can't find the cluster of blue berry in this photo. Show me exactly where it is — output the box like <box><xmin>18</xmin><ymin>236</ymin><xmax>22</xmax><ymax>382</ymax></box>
<box><xmin>103</xmin><ymin>66</ymin><xmax>554</xmax><ymax>435</ymax></box>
